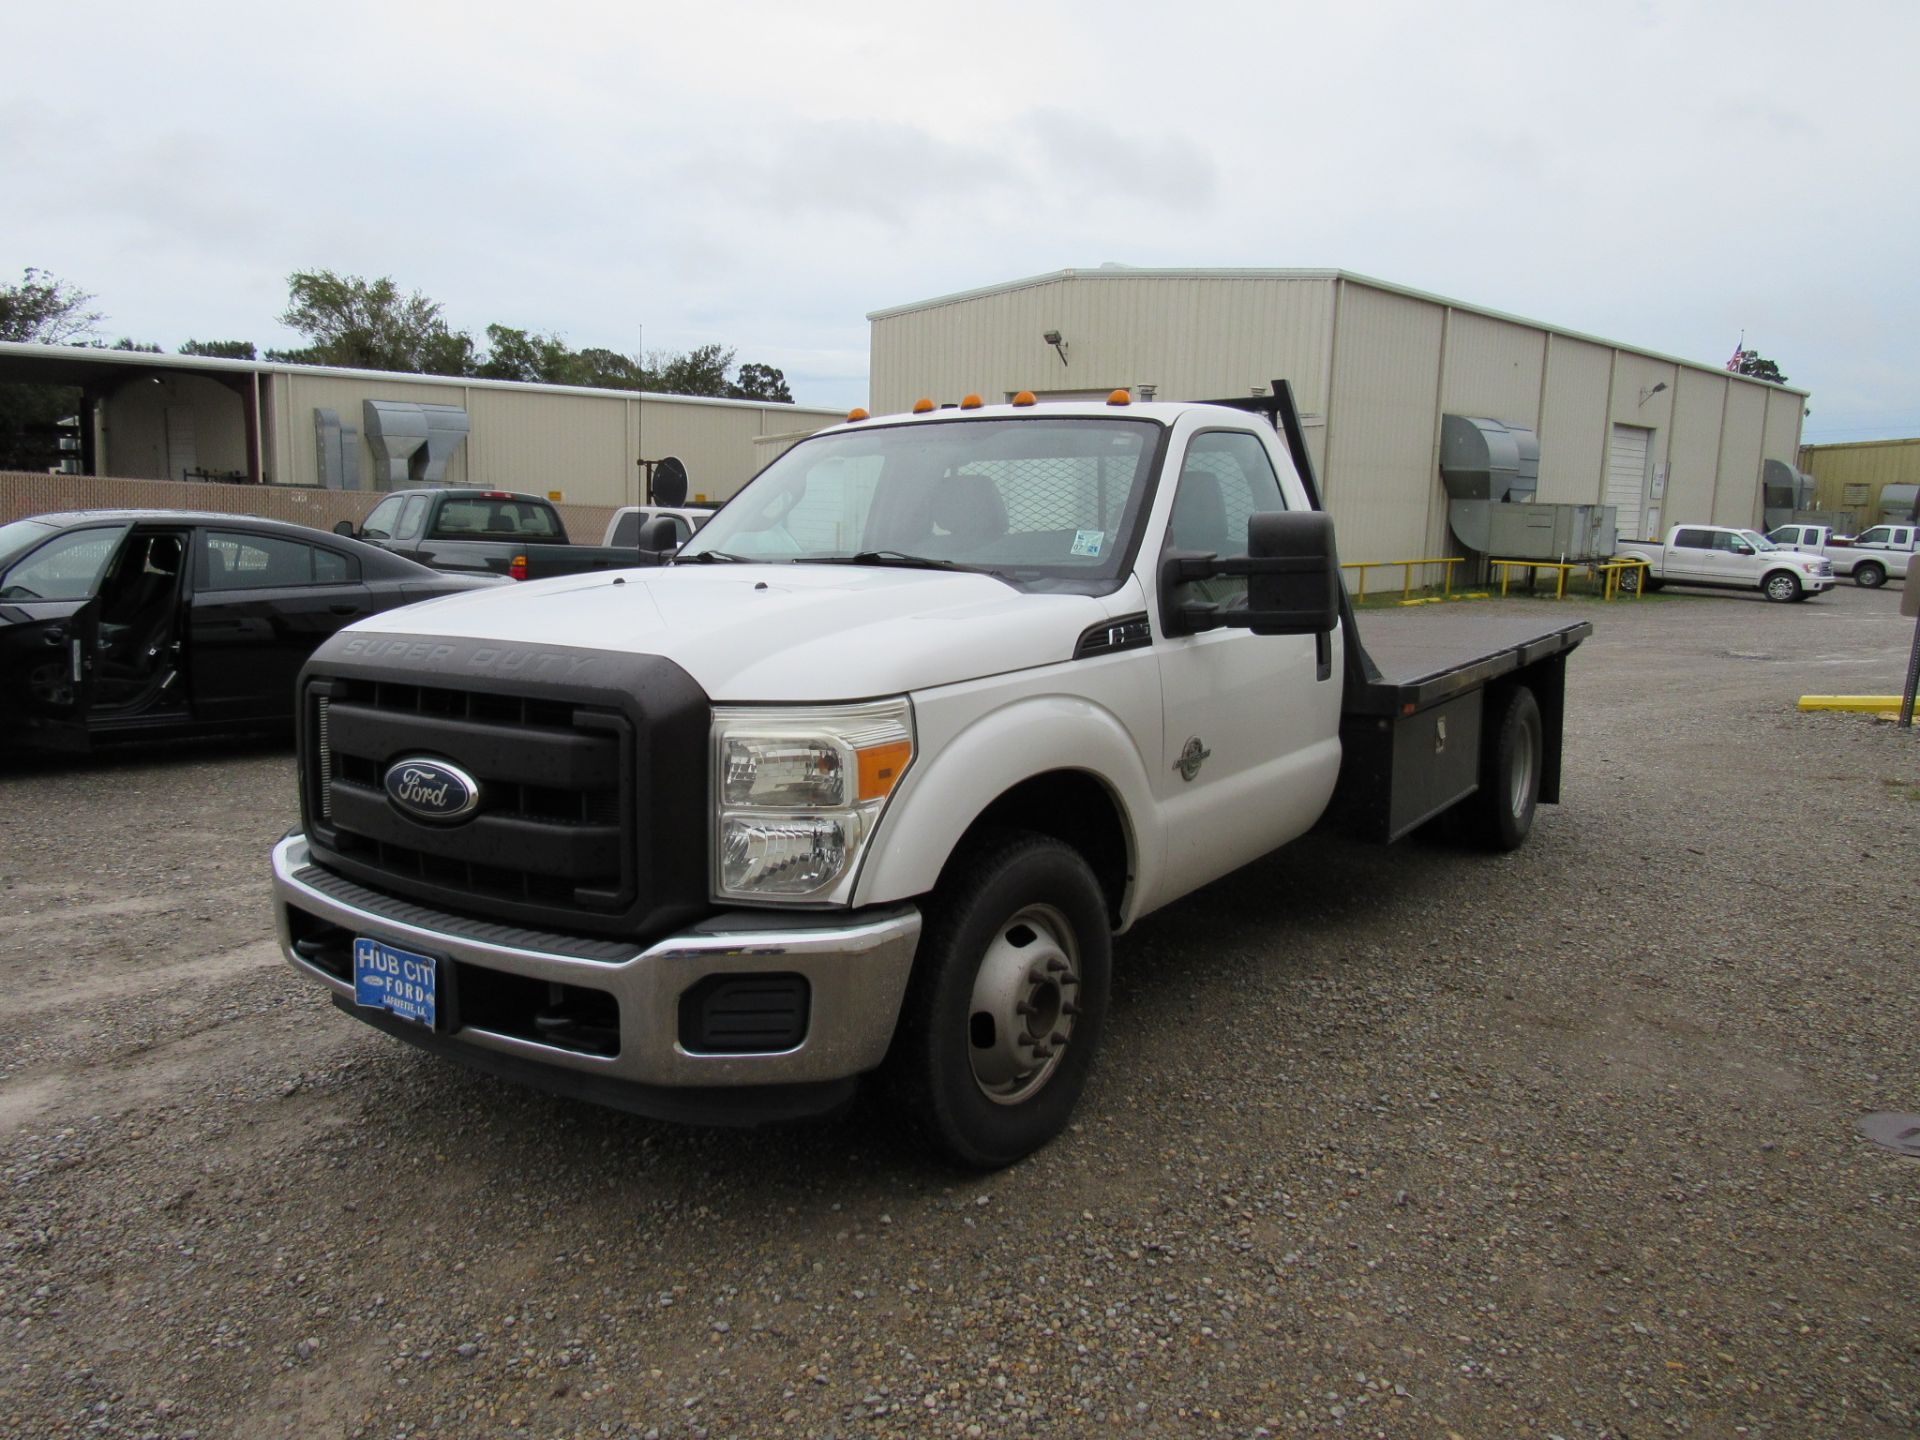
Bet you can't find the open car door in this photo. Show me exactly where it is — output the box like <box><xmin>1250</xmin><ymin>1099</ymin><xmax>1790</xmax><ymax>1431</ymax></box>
<box><xmin>0</xmin><ymin>521</ymin><xmax>133</xmax><ymax>749</ymax></box>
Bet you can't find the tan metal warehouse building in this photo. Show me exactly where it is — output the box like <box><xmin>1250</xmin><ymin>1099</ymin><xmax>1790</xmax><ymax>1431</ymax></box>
<box><xmin>868</xmin><ymin>267</ymin><xmax>1810</xmax><ymax>566</ymax></box>
<box><xmin>1796</xmin><ymin>436</ymin><xmax>1920</xmax><ymax>528</ymax></box>
<box><xmin>0</xmin><ymin>341</ymin><xmax>840</xmax><ymax>507</ymax></box>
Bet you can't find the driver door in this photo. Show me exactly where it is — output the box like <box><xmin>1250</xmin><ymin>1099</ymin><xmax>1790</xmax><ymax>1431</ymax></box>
<box><xmin>1149</xmin><ymin>425</ymin><xmax>1343</xmax><ymax>903</ymax></box>
<box><xmin>0</xmin><ymin>522</ymin><xmax>133</xmax><ymax>745</ymax></box>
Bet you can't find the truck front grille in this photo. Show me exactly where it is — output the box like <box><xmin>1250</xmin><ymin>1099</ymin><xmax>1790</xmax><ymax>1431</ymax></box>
<box><xmin>306</xmin><ymin>677</ymin><xmax>636</xmax><ymax>920</ymax></box>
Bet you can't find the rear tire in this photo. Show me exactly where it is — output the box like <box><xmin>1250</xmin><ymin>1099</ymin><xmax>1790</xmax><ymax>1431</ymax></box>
<box><xmin>888</xmin><ymin>831</ymin><xmax>1111</xmax><ymax>1169</ymax></box>
<box><xmin>1763</xmin><ymin>571</ymin><xmax>1801</xmax><ymax>603</ymax></box>
<box><xmin>1471</xmin><ymin>686</ymin><xmax>1541</xmax><ymax>852</ymax></box>
<box><xmin>1854</xmin><ymin>561</ymin><xmax>1887</xmax><ymax>589</ymax></box>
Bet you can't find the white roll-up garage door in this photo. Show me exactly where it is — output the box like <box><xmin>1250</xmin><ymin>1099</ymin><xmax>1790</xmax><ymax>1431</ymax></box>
<box><xmin>1606</xmin><ymin>424</ymin><xmax>1651</xmax><ymax>541</ymax></box>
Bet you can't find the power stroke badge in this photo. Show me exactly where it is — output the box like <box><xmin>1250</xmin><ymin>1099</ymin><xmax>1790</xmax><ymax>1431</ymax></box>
<box><xmin>383</xmin><ymin>757</ymin><xmax>482</xmax><ymax>823</ymax></box>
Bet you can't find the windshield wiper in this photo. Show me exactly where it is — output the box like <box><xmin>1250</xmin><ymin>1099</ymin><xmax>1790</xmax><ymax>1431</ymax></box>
<box><xmin>674</xmin><ymin>550</ymin><xmax>755</xmax><ymax>564</ymax></box>
<box><xmin>812</xmin><ymin>550</ymin><xmax>965</xmax><ymax>571</ymax></box>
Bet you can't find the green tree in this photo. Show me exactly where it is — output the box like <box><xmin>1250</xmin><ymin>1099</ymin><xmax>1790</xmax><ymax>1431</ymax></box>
<box><xmin>270</xmin><ymin>270</ymin><xmax>474</xmax><ymax>376</ymax></box>
<box><xmin>727</xmin><ymin>361</ymin><xmax>792</xmax><ymax>403</ymax></box>
<box><xmin>1732</xmin><ymin>349</ymin><xmax>1788</xmax><ymax>385</ymax></box>
<box><xmin>652</xmin><ymin>342</ymin><xmax>735</xmax><ymax>398</ymax></box>
<box><xmin>108</xmin><ymin>338</ymin><xmax>163</xmax><ymax>353</ymax></box>
<box><xmin>0</xmin><ymin>267</ymin><xmax>102</xmax><ymax>344</ymax></box>
<box><xmin>180</xmin><ymin>338</ymin><xmax>258</xmax><ymax>360</ymax></box>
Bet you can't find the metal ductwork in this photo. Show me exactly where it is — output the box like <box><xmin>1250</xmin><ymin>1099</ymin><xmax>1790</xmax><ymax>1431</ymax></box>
<box><xmin>361</xmin><ymin>400</ymin><xmax>470</xmax><ymax>487</ymax></box>
<box><xmin>1442</xmin><ymin>414</ymin><xmax>1540</xmax><ymax>553</ymax></box>
<box><xmin>363</xmin><ymin>401</ymin><xmax>429</xmax><ymax>486</ymax></box>
<box><xmin>1879</xmin><ymin>483</ymin><xmax>1920</xmax><ymax>523</ymax></box>
<box><xmin>1761</xmin><ymin>458</ymin><xmax>1816</xmax><ymax>529</ymax></box>
<box><xmin>417</xmin><ymin>404</ymin><xmax>471</xmax><ymax>483</ymax></box>
<box><xmin>313</xmin><ymin>408</ymin><xmax>362</xmax><ymax>490</ymax></box>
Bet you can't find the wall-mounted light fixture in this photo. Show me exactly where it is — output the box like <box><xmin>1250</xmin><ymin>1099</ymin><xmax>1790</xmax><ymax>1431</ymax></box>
<box><xmin>1042</xmin><ymin>330</ymin><xmax>1069</xmax><ymax>366</ymax></box>
<box><xmin>1638</xmin><ymin>381</ymin><xmax>1669</xmax><ymax>407</ymax></box>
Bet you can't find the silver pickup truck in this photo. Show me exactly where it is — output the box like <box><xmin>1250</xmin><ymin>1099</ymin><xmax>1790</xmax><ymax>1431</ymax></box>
<box><xmin>1617</xmin><ymin>524</ymin><xmax>1834</xmax><ymax>602</ymax></box>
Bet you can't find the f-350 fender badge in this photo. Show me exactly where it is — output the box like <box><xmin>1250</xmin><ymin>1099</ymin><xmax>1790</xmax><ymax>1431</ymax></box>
<box><xmin>1175</xmin><ymin>736</ymin><xmax>1211</xmax><ymax>783</ymax></box>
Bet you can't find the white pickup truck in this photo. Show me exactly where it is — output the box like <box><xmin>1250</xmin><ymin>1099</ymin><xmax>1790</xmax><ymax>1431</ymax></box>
<box><xmin>1767</xmin><ymin>522</ymin><xmax>1914</xmax><ymax>589</ymax></box>
<box><xmin>270</xmin><ymin>386</ymin><xmax>1589</xmax><ymax>1166</ymax></box>
<box><xmin>1617</xmin><ymin>524</ymin><xmax>1834</xmax><ymax>602</ymax></box>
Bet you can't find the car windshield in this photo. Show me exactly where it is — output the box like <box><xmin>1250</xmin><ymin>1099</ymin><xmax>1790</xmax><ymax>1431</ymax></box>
<box><xmin>1739</xmin><ymin>530</ymin><xmax>1776</xmax><ymax>551</ymax></box>
<box><xmin>676</xmin><ymin>416</ymin><xmax>1163</xmax><ymax>594</ymax></box>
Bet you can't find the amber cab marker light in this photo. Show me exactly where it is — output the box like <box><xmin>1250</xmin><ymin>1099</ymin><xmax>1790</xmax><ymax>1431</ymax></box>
<box><xmin>912</xmin><ymin>397</ymin><xmax>936</xmax><ymax>414</ymax></box>
<box><xmin>1012</xmin><ymin>391</ymin><xmax>1037</xmax><ymax>406</ymax></box>
<box><xmin>960</xmin><ymin>394</ymin><xmax>984</xmax><ymax>410</ymax></box>
<box><xmin>846</xmin><ymin>407</ymin><xmax>870</xmax><ymax>422</ymax></box>
<box><xmin>1106</xmin><ymin>389</ymin><xmax>1132</xmax><ymax>405</ymax></box>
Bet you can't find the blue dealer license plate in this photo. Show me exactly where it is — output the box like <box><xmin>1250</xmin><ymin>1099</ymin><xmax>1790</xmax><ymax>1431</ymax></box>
<box><xmin>353</xmin><ymin>938</ymin><xmax>439</xmax><ymax>1028</ymax></box>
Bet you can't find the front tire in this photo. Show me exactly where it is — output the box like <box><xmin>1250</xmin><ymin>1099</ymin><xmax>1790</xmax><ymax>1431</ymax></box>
<box><xmin>1470</xmin><ymin>685</ymin><xmax>1542</xmax><ymax>852</ymax></box>
<box><xmin>1854</xmin><ymin>561</ymin><xmax>1887</xmax><ymax>589</ymax></box>
<box><xmin>889</xmin><ymin>832</ymin><xmax>1111</xmax><ymax>1169</ymax></box>
<box><xmin>1763</xmin><ymin>571</ymin><xmax>1802</xmax><ymax>603</ymax></box>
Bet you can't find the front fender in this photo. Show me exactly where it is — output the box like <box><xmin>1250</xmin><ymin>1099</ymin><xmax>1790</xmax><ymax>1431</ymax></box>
<box><xmin>853</xmin><ymin>691</ymin><xmax>1161</xmax><ymax>924</ymax></box>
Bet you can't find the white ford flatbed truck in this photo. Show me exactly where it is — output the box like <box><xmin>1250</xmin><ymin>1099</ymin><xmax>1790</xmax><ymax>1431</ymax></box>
<box><xmin>1616</xmin><ymin>523</ymin><xmax>1834</xmax><ymax>602</ymax></box>
<box><xmin>271</xmin><ymin>386</ymin><xmax>1590</xmax><ymax>1167</ymax></box>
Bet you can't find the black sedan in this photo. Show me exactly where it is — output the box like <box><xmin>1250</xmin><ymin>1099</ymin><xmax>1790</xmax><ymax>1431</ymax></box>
<box><xmin>0</xmin><ymin>509</ymin><xmax>503</xmax><ymax>752</ymax></box>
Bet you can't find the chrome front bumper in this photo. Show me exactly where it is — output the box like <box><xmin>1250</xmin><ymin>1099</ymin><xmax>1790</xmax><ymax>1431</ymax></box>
<box><xmin>271</xmin><ymin>834</ymin><xmax>921</xmax><ymax>1093</ymax></box>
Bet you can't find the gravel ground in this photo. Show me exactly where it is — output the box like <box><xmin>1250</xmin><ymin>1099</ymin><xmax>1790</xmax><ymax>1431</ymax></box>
<box><xmin>2</xmin><ymin>582</ymin><xmax>1917</xmax><ymax>1440</ymax></box>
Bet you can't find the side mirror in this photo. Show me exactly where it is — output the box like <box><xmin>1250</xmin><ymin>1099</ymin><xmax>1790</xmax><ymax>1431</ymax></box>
<box><xmin>1733</xmin><ymin>542</ymin><xmax>1754</xmax><ymax>556</ymax></box>
<box><xmin>1244</xmin><ymin>511</ymin><xmax>1341</xmax><ymax>635</ymax></box>
<box><xmin>636</xmin><ymin>515</ymin><xmax>680</xmax><ymax>553</ymax></box>
<box><xmin>333</xmin><ymin>520</ymin><xmax>356</xmax><ymax>537</ymax></box>
<box><xmin>1158</xmin><ymin>511</ymin><xmax>1341</xmax><ymax>637</ymax></box>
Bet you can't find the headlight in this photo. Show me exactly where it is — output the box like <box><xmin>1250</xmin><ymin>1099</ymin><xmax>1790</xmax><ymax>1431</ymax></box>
<box><xmin>711</xmin><ymin>699</ymin><xmax>914</xmax><ymax>903</ymax></box>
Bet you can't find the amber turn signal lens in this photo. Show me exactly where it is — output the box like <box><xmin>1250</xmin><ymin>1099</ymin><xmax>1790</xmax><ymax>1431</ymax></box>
<box><xmin>857</xmin><ymin>740</ymin><xmax>914</xmax><ymax>801</ymax></box>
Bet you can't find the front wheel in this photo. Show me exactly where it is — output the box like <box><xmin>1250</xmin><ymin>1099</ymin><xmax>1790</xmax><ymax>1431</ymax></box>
<box><xmin>1854</xmin><ymin>561</ymin><xmax>1887</xmax><ymax>589</ymax></box>
<box><xmin>889</xmin><ymin>832</ymin><xmax>1112</xmax><ymax>1168</ymax></box>
<box><xmin>1763</xmin><ymin>571</ymin><xmax>1802</xmax><ymax>603</ymax></box>
<box><xmin>1470</xmin><ymin>685</ymin><xmax>1542</xmax><ymax>852</ymax></box>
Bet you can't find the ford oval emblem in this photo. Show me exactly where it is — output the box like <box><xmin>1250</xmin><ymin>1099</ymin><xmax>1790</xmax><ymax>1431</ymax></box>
<box><xmin>383</xmin><ymin>756</ymin><xmax>481</xmax><ymax>823</ymax></box>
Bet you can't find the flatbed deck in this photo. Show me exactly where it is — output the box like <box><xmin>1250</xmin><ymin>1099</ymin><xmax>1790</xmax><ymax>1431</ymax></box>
<box><xmin>1343</xmin><ymin>604</ymin><xmax>1592</xmax><ymax>717</ymax></box>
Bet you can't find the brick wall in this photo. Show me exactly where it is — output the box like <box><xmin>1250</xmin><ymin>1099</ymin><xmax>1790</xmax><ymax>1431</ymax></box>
<box><xmin>1</xmin><ymin>472</ymin><xmax>620</xmax><ymax>545</ymax></box>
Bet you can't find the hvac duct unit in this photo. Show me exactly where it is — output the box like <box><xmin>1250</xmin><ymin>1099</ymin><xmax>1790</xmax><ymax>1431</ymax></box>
<box><xmin>1442</xmin><ymin>414</ymin><xmax>1539</xmax><ymax>554</ymax></box>
<box><xmin>363</xmin><ymin>401</ymin><xmax>429</xmax><ymax>486</ymax></box>
<box><xmin>312</xmin><ymin>408</ymin><xmax>363</xmax><ymax>490</ymax></box>
<box><xmin>416</xmin><ymin>404</ymin><xmax>471</xmax><ymax>483</ymax></box>
<box><xmin>1761</xmin><ymin>458</ymin><xmax>1816</xmax><ymax>530</ymax></box>
<box><xmin>1485</xmin><ymin>504</ymin><xmax>1618</xmax><ymax>563</ymax></box>
<box><xmin>1878</xmin><ymin>483</ymin><xmax>1920</xmax><ymax>524</ymax></box>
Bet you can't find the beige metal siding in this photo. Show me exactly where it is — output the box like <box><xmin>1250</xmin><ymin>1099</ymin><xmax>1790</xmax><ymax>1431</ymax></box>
<box><xmin>1536</xmin><ymin>337</ymin><xmax>1612</xmax><ymax>504</ymax></box>
<box><xmin>1326</xmin><ymin>281</ymin><xmax>1446</xmax><ymax>563</ymax></box>
<box><xmin>1760</xmin><ymin>386</ymin><xmax>1805</xmax><ymax>484</ymax></box>
<box><xmin>870</xmin><ymin>273</ymin><xmax>1338</xmax><ymax>418</ymax></box>
<box><xmin>1715</xmin><ymin>383</ymin><xmax>1768</xmax><ymax>526</ymax></box>
<box><xmin>285</xmin><ymin>373</ymin><xmax>474</xmax><ymax>490</ymax></box>
<box><xmin>1440</xmin><ymin>310</ymin><xmax>1546</xmax><ymax>426</ymax></box>
<box><xmin>1665</xmin><ymin>369</ymin><xmax>1727</xmax><ymax>536</ymax></box>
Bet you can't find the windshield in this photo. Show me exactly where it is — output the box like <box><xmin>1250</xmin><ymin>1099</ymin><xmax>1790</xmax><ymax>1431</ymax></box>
<box><xmin>677</xmin><ymin>416</ymin><xmax>1163</xmax><ymax>594</ymax></box>
<box><xmin>1738</xmin><ymin>530</ymin><xmax>1776</xmax><ymax>551</ymax></box>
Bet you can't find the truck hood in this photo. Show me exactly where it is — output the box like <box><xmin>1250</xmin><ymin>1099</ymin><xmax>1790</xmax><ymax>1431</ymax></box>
<box><xmin>344</xmin><ymin>563</ymin><xmax>1117</xmax><ymax>700</ymax></box>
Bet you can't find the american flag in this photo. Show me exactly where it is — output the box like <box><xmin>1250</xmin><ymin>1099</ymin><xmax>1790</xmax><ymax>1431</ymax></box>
<box><xmin>1726</xmin><ymin>335</ymin><xmax>1745</xmax><ymax>371</ymax></box>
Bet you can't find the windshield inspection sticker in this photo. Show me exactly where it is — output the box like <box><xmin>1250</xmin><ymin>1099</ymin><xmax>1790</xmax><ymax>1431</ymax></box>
<box><xmin>1070</xmin><ymin>529</ymin><xmax>1105</xmax><ymax>558</ymax></box>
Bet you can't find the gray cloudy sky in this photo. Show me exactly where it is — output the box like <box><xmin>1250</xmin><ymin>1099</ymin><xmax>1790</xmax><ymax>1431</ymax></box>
<box><xmin>7</xmin><ymin>1</ymin><xmax>1914</xmax><ymax>442</ymax></box>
